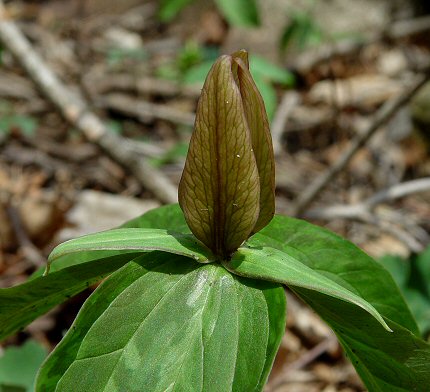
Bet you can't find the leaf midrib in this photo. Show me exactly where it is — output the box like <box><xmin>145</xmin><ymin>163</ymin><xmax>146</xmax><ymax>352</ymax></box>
<box><xmin>170</xmin><ymin>267</ymin><xmax>217</xmax><ymax>392</ymax></box>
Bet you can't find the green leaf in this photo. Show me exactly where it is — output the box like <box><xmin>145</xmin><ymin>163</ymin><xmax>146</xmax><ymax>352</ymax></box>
<box><xmin>36</xmin><ymin>253</ymin><xmax>286</xmax><ymax>392</ymax></box>
<box><xmin>252</xmin><ymin>215</ymin><xmax>418</xmax><ymax>333</ymax></box>
<box><xmin>379</xmin><ymin>247</ymin><xmax>430</xmax><ymax>336</ymax></box>
<box><xmin>47</xmin><ymin>227</ymin><xmax>213</xmax><ymax>273</ymax></box>
<box><xmin>224</xmin><ymin>246</ymin><xmax>390</xmax><ymax>331</ymax></box>
<box><xmin>0</xmin><ymin>253</ymin><xmax>139</xmax><ymax>342</ymax></box>
<box><xmin>280</xmin><ymin>11</ymin><xmax>323</xmax><ymax>51</ymax></box>
<box><xmin>378</xmin><ymin>254</ymin><xmax>409</xmax><ymax>287</ymax></box>
<box><xmin>404</xmin><ymin>246</ymin><xmax>430</xmax><ymax>300</ymax></box>
<box><xmin>158</xmin><ymin>0</ymin><xmax>194</xmax><ymax>22</ymax></box>
<box><xmin>252</xmin><ymin>74</ymin><xmax>277</xmax><ymax>120</ymax></box>
<box><xmin>248</xmin><ymin>214</ymin><xmax>428</xmax><ymax>391</ymax></box>
<box><xmin>0</xmin><ymin>340</ymin><xmax>47</xmax><ymax>392</ymax></box>
<box><xmin>31</xmin><ymin>205</ymin><xmax>189</xmax><ymax>279</ymax></box>
<box><xmin>121</xmin><ymin>204</ymin><xmax>189</xmax><ymax>232</ymax></box>
<box><xmin>178</xmin><ymin>55</ymin><xmax>261</xmax><ymax>258</ymax></box>
<box><xmin>149</xmin><ymin>141</ymin><xmax>188</xmax><ymax>167</ymax></box>
<box><xmin>295</xmin><ymin>287</ymin><xmax>430</xmax><ymax>392</ymax></box>
<box><xmin>250</xmin><ymin>55</ymin><xmax>295</xmax><ymax>86</ymax></box>
<box><xmin>183</xmin><ymin>60</ymin><xmax>214</xmax><ymax>85</ymax></box>
<box><xmin>214</xmin><ymin>0</ymin><xmax>260</xmax><ymax>27</ymax></box>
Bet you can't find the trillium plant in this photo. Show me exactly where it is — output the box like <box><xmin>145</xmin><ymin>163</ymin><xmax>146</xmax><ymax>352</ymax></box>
<box><xmin>1</xmin><ymin>50</ymin><xmax>429</xmax><ymax>392</ymax></box>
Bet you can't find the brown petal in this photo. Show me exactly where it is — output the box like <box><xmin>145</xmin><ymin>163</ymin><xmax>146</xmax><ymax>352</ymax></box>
<box><xmin>232</xmin><ymin>51</ymin><xmax>275</xmax><ymax>233</ymax></box>
<box><xmin>178</xmin><ymin>55</ymin><xmax>260</xmax><ymax>258</ymax></box>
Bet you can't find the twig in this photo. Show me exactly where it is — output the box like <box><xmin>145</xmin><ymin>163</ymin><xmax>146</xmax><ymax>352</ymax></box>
<box><xmin>376</xmin><ymin>217</ymin><xmax>425</xmax><ymax>253</ymax></box>
<box><xmin>271</xmin><ymin>91</ymin><xmax>300</xmax><ymax>156</ymax></box>
<box><xmin>365</xmin><ymin>177</ymin><xmax>430</xmax><ymax>208</ymax></box>
<box><xmin>266</xmin><ymin>336</ymin><xmax>337</xmax><ymax>391</ymax></box>
<box><xmin>289</xmin><ymin>36</ymin><xmax>372</xmax><ymax>75</ymax></box>
<box><xmin>305</xmin><ymin>177</ymin><xmax>430</xmax><ymax>220</ymax></box>
<box><xmin>290</xmin><ymin>15</ymin><xmax>430</xmax><ymax>74</ymax></box>
<box><xmin>22</xmin><ymin>136</ymin><xmax>99</xmax><ymax>162</ymax></box>
<box><xmin>291</xmin><ymin>73</ymin><xmax>430</xmax><ymax>217</ymax></box>
<box><xmin>98</xmin><ymin>93</ymin><xmax>195</xmax><ymax>126</ymax></box>
<box><xmin>0</xmin><ymin>6</ymin><xmax>178</xmax><ymax>204</ymax></box>
<box><xmin>388</xmin><ymin>14</ymin><xmax>430</xmax><ymax>40</ymax></box>
<box><xmin>362</xmin><ymin>213</ymin><xmax>425</xmax><ymax>254</ymax></box>
<box><xmin>6</xmin><ymin>204</ymin><xmax>45</xmax><ymax>267</ymax></box>
<box><xmin>305</xmin><ymin>178</ymin><xmax>430</xmax><ymax>252</ymax></box>
<box><xmin>0</xmin><ymin>71</ymin><xmax>38</xmax><ymax>100</ymax></box>
<box><xmin>85</xmin><ymin>73</ymin><xmax>201</xmax><ymax>99</ymax></box>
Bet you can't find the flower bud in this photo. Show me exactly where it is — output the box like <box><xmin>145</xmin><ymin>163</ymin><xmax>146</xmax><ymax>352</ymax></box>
<box><xmin>179</xmin><ymin>50</ymin><xmax>275</xmax><ymax>259</ymax></box>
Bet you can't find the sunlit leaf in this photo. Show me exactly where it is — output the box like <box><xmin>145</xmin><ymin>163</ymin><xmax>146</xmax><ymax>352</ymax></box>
<box><xmin>46</xmin><ymin>227</ymin><xmax>213</xmax><ymax>273</ymax></box>
<box><xmin>37</xmin><ymin>253</ymin><xmax>286</xmax><ymax>392</ymax></box>
<box><xmin>224</xmin><ymin>246</ymin><xmax>390</xmax><ymax>331</ymax></box>
<box><xmin>252</xmin><ymin>215</ymin><xmax>418</xmax><ymax>332</ymax></box>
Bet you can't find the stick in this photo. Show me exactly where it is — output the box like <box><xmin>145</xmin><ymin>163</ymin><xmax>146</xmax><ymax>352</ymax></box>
<box><xmin>0</xmin><ymin>5</ymin><xmax>178</xmax><ymax>204</ymax></box>
<box><xmin>365</xmin><ymin>177</ymin><xmax>430</xmax><ymax>208</ymax></box>
<box><xmin>86</xmin><ymin>73</ymin><xmax>201</xmax><ymax>98</ymax></box>
<box><xmin>6</xmin><ymin>204</ymin><xmax>46</xmax><ymax>267</ymax></box>
<box><xmin>305</xmin><ymin>178</ymin><xmax>430</xmax><ymax>252</ymax></box>
<box><xmin>290</xmin><ymin>15</ymin><xmax>430</xmax><ymax>74</ymax></box>
<box><xmin>291</xmin><ymin>73</ymin><xmax>430</xmax><ymax>217</ymax></box>
<box><xmin>266</xmin><ymin>337</ymin><xmax>337</xmax><ymax>392</ymax></box>
<box><xmin>305</xmin><ymin>177</ymin><xmax>430</xmax><ymax>220</ymax></box>
<box><xmin>271</xmin><ymin>91</ymin><xmax>300</xmax><ymax>156</ymax></box>
<box><xmin>98</xmin><ymin>93</ymin><xmax>195</xmax><ymax>126</ymax></box>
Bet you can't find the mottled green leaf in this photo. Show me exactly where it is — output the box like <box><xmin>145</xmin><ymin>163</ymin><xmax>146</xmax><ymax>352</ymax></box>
<box><xmin>36</xmin><ymin>253</ymin><xmax>286</xmax><ymax>392</ymax></box>
<box><xmin>179</xmin><ymin>55</ymin><xmax>260</xmax><ymax>258</ymax></box>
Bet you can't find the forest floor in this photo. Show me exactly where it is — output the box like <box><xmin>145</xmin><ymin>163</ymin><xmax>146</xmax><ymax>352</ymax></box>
<box><xmin>0</xmin><ymin>1</ymin><xmax>430</xmax><ymax>391</ymax></box>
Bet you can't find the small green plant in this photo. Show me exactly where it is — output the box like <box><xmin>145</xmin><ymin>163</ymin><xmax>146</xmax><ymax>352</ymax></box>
<box><xmin>158</xmin><ymin>43</ymin><xmax>295</xmax><ymax>120</ymax></box>
<box><xmin>379</xmin><ymin>246</ymin><xmax>430</xmax><ymax>338</ymax></box>
<box><xmin>105</xmin><ymin>48</ymin><xmax>148</xmax><ymax>67</ymax></box>
<box><xmin>159</xmin><ymin>0</ymin><xmax>260</xmax><ymax>27</ymax></box>
<box><xmin>279</xmin><ymin>5</ymin><xmax>365</xmax><ymax>54</ymax></box>
<box><xmin>0</xmin><ymin>101</ymin><xmax>37</xmax><ymax>137</ymax></box>
<box><xmin>155</xmin><ymin>40</ymin><xmax>213</xmax><ymax>82</ymax></box>
<box><xmin>0</xmin><ymin>50</ymin><xmax>429</xmax><ymax>391</ymax></box>
<box><xmin>0</xmin><ymin>340</ymin><xmax>47</xmax><ymax>392</ymax></box>
<box><xmin>280</xmin><ymin>9</ymin><xmax>323</xmax><ymax>52</ymax></box>
<box><xmin>149</xmin><ymin>141</ymin><xmax>189</xmax><ymax>167</ymax></box>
